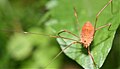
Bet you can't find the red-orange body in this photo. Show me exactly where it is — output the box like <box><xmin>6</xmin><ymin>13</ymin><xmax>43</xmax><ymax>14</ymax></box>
<box><xmin>80</xmin><ymin>21</ymin><xmax>95</xmax><ymax>48</ymax></box>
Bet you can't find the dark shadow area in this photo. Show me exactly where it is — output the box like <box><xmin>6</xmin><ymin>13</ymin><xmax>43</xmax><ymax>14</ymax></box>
<box><xmin>62</xmin><ymin>54</ymin><xmax>84</xmax><ymax>69</ymax></box>
<box><xmin>101</xmin><ymin>24</ymin><xmax>120</xmax><ymax>69</ymax></box>
<box><xmin>80</xmin><ymin>46</ymin><xmax>88</xmax><ymax>55</ymax></box>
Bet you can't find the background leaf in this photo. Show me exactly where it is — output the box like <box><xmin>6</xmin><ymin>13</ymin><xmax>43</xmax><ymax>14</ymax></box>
<box><xmin>0</xmin><ymin>0</ymin><xmax>62</xmax><ymax>69</ymax></box>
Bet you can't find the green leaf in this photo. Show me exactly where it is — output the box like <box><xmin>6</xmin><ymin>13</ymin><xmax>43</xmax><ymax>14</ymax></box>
<box><xmin>47</xmin><ymin>0</ymin><xmax>120</xmax><ymax>69</ymax></box>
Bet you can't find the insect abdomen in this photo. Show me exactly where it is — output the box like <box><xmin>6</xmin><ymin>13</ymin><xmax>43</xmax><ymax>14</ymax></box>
<box><xmin>80</xmin><ymin>21</ymin><xmax>95</xmax><ymax>48</ymax></box>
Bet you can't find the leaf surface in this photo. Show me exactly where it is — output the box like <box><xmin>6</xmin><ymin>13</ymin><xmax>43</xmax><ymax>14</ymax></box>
<box><xmin>47</xmin><ymin>0</ymin><xmax>120</xmax><ymax>69</ymax></box>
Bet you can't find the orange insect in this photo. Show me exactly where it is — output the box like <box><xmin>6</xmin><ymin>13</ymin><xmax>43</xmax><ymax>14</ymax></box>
<box><xmin>80</xmin><ymin>21</ymin><xmax>95</xmax><ymax>48</ymax></box>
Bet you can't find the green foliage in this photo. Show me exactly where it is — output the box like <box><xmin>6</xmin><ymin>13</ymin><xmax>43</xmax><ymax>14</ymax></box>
<box><xmin>0</xmin><ymin>0</ymin><xmax>120</xmax><ymax>69</ymax></box>
<box><xmin>46</xmin><ymin>0</ymin><xmax>120</xmax><ymax>69</ymax></box>
<box><xmin>0</xmin><ymin>0</ymin><xmax>62</xmax><ymax>69</ymax></box>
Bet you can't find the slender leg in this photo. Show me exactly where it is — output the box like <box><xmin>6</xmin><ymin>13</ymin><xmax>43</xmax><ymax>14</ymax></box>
<box><xmin>57</xmin><ymin>30</ymin><xmax>79</xmax><ymax>46</ymax></box>
<box><xmin>58</xmin><ymin>29</ymin><xmax>79</xmax><ymax>38</ymax></box>
<box><xmin>111</xmin><ymin>0</ymin><xmax>113</xmax><ymax>14</ymax></box>
<box><xmin>95</xmin><ymin>23</ymin><xmax>111</xmax><ymax>31</ymax></box>
<box><xmin>23</xmin><ymin>31</ymin><xmax>78</xmax><ymax>42</ymax></box>
<box><xmin>87</xmin><ymin>47</ymin><xmax>96</xmax><ymax>67</ymax></box>
<box><xmin>74</xmin><ymin>7</ymin><xmax>80</xmax><ymax>32</ymax></box>
<box><xmin>1</xmin><ymin>29</ymin><xmax>78</xmax><ymax>42</ymax></box>
<box><xmin>44</xmin><ymin>41</ymin><xmax>79</xmax><ymax>68</ymax></box>
<box><xmin>94</xmin><ymin>0</ymin><xmax>113</xmax><ymax>29</ymax></box>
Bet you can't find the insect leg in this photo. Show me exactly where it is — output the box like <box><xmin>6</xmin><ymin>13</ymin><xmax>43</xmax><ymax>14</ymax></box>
<box><xmin>58</xmin><ymin>29</ymin><xmax>79</xmax><ymax>38</ymax></box>
<box><xmin>87</xmin><ymin>47</ymin><xmax>96</xmax><ymax>67</ymax></box>
<box><xmin>95</xmin><ymin>23</ymin><xmax>111</xmax><ymax>31</ymax></box>
<box><xmin>24</xmin><ymin>31</ymin><xmax>79</xmax><ymax>42</ymax></box>
<box><xmin>1</xmin><ymin>29</ymin><xmax>79</xmax><ymax>42</ymax></box>
<box><xmin>44</xmin><ymin>41</ymin><xmax>79</xmax><ymax>68</ymax></box>
<box><xmin>94</xmin><ymin>0</ymin><xmax>113</xmax><ymax>29</ymax></box>
<box><xmin>57</xmin><ymin>29</ymin><xmax>79</xmax><ymax>47</ymax></box>
<box><xmin>74</xmin><ymin>7</ymin><xmax>80</xmax><ymax>32</ymax></box>
<box><xmin>111</xmin><ymin>0</ymin><xmax>113</xmax><ymax>14</ymax></box>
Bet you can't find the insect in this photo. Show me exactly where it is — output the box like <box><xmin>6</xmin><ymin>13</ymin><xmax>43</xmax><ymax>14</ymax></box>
<box><xmin>41</xmin><ymin>0</ymin><xmax>113</xmax><ymax>68</ymax></box>
<box><xmin>1</xmin><ymin>0</ymin><xmax>113</xmax><ymax>68</ymax></box>
<box><xmin>22</xmin><ymin>0</ymin><xmax>113</xmax><ymax>68</ymax></box>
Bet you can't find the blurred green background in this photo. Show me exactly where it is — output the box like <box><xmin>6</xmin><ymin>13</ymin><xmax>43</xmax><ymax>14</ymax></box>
<box><xmin>0</xmin><ymin>0</ymin><xmax>120</xmax><ymax>69</ymax></box>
